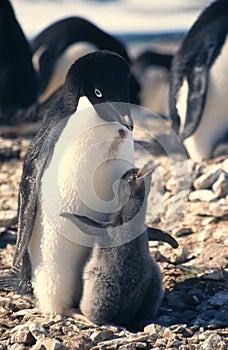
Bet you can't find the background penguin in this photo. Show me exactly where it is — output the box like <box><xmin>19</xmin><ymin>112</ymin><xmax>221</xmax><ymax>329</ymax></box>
<box><xmin>0</xmin><ymin>0</ymin><xmax>39</xmax><ymax>132</ymax></box>
<box><xmin>169</xmin><ymin>0</ymin><xmax>228</xmax><ymax>161</ymax></box>
<box><xmin>133</xmin><ymin>49</ymin><xmax>173</xmax><ymax>117</ymax></box>
<box><xmin>13</xmin><ymin>51</ymin><xmax>135</xmax><ymax>315</ymax></box>
<box><xmin>62</xmin><ymin>164</ymin><xmax>164</xmax><ymax>330</ymax></box>
<box><xmin>30</xmin><ymin>16</ymin><xmax>140</xmax><ymax>105</ymax></box>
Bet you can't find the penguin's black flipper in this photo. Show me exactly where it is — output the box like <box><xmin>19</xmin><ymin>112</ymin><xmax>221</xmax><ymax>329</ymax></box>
<box><xmin>170</xmin><ymin>0</ymin><xmax>228</xmax><ymax>139</ymax></box>
<box><xmin>60</xmin><ymin>212</ymin><xmax>109</xmax><ymax>236</ymax></box>
<box><xmin>147</xmin><ymin>226</ymin><xmax>178</xmax><ymax>248</ymax></box>
<box><xmin>13</xmin><ymin>128</ymin><xmax>51</xmax><ymax>268</ymax></box>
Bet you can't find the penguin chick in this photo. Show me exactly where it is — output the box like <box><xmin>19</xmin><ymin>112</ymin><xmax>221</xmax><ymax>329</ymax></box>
<box><xmin>13</xmin><ymin>50</ymin><xmax>135</xmax><ymax>315</ymax></box>
<box><xmin>63</xmin><ymin>164</ymin><xmax>164</xmax><ymax>330</ymax></box>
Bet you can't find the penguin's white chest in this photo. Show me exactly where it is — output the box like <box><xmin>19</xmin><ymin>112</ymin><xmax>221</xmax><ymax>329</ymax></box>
<box><xmin>41</xmin><ymin>97</ymin><xmax>134</xmax><ymax>241</ymax></box>
<box><xmin>183</xmin><ymin>38</ymin><xmax>228</xmax><ymax>161</ymax></box>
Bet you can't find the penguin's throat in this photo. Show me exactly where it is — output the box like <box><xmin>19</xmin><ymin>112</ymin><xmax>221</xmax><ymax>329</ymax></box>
<box><xmin>106</xmin><ymin>128</ymin><xmax>128</xmax><ymax>164</ymax></box>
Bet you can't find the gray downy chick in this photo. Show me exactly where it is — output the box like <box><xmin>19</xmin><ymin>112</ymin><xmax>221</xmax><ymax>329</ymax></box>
<box><xmin>62</xmin><ymin>163</ymin><xmax>164</xmax><ymax>330</ymax></box>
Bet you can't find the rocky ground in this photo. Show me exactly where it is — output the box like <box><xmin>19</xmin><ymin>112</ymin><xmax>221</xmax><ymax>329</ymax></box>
<box><xmin>0</xmin><ymin>126</ymin><xmax>227</xmax><ymax>350</ymax></box>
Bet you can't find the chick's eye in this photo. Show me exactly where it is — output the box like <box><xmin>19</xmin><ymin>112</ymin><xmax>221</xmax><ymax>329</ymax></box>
<box><xmin>95</xmin><ymin>88</ymin><xmax>103</xmax><ymax>98</ymax></box>
<box><xmin>127</xmin><ymin>174</ymin><xmax>136</xmax><ymax>182</ymax></box>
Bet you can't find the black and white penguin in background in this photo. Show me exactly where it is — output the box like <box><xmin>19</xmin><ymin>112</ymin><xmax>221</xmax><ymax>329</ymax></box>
<box><xmin>13</xmin><ymin>51</ymin><xmax>135</xmax><ymax>315</ymax></box>
<box><xmin>133</xmin><ymin>49</ymin><xmax>173</xmax><ymax>117</ymax></box>
<box><xmin>30</xmin><ymin>16</ymin><xmax>140</xmax><ymax>105</ymax></box>
<box><xmin>62</xmin><ymin>164</ymin><xmax>164</xmax><ymax>330</ymax></box>
<box><xmin>0</xmin><ymin>0</ymin><xmax>39</xmax><ymax>134</ymax></box>
<box><xmin>0</xmin><ymin>2</ymin><xmax>140</xmax><ymax>135</ymax></box>
<box><xmin>170</xmin><ymin>0</ymin><xmax>228</xmax><ymax>162</ymax></box>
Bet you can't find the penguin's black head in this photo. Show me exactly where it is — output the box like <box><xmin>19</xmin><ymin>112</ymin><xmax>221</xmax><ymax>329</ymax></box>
<box><xmin>66</xmin><ymin>50</ymin><xmax>134</xmax><ymax>131</ymax></box>
<box><xmin>0</xmin><ymin>0</ymin><xmax>14</xmax><ymax>24</ymax></box>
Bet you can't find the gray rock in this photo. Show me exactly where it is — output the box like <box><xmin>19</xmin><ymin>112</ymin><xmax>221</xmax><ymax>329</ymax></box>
<box><xmin>193</xmin><ymin>168</ymin><xmax>221</xmax><ymax>190</ymax></box>
<box><xmin>210</xmin><ymin>203</ymin><xmax>228</xmax><ymax>217</ymax></box>
<box><xmin>29</xmin><ymin>324</ymin><xmax>46</xmax><ymax>341</ymax></box>
<box><xmin>10</xmin><ymin>326</ymin><xmax>36</xmax><ymax>345</ymax></box>
<box><xmin>201</xmin><ymin>333</ymin><xmax>226</xmax><ymax>350</ymax></box>
<box><xmin>31</xmin><ymin>339</ymin><xmax>68</xmax><ymax>350</ymax></box>
<box><xmin>8</xmin><ymin>345</ymin><xmax>25</xmax><ymax>350</ymax></box>
<box><xmin>143</xmin><ymin>323</ymin><xmax>164</xmax><ymax>335</ymax></box>
<box><xmin>172</xmin><ymin>226</ymin><xmax>193</xmax><ymax>237</ymax></box>
<box><xmin>90</xmin><ymin>329</ymin><xmax>115</xmax><ymax>343</ymax></box>
<box><xmin>222</xmin><ymin>159</ymin><xmax>228</xmax><ymax>173</ymax></box>
<box><xmin>0</xmin><ymin>210</ymin><xmax>17</xmax><ymax>228</ymax></box>
<box><xmin>189</xmin><ymin>190</ymin><xmax>216</xmax><ymax>202</ymax></box>
<box><xmin>212</xmin><ymin>171</ymin><xmax>228</xmax><ymax>198</ymax></box>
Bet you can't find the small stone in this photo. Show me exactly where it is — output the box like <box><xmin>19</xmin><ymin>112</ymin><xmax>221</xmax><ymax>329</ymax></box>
<box><xmin>163</xmin><ymin>328</ymin><xmax>175</xmax><ymax>338</ymax></box>
<box><xmin>29</xmin><ymin>324</ymin><xmax>46</xmax><ymax>340</ymax></box>
<box><xmin>90</xmin><ymin>329</ymin><xmax>115</xmax><ymax>343</ymax></box>
<box><xmin>31</xmin><ymin>338</ymin><xmax>68</xmax><ymax>350</ymax></box>
<box><xmin>172</xmin><ymin>226</ymin><xmax>193</xmax><ymax>237</ymax></box>
<box><xmin>193</xmin><ymin>168</ymin><xmax>221</xmax><ymax>190</ymax></box>
<box><xmin>212</xmin><ymin>171</ymin><xmax>228</xmax><ymax>198</ymax></box>
<box><xmin>170</xmin><ymin>246</ymin><xmax>189</xmax><ymax>264</ymax></box>
<box><xmin>223</xmin><ymin>159</ymin><xmax>228</xmax><ymax>172</ymax></box>
<box><xmin>201</xmin><ymin>333</ymin><xmax>226</xmax><ymax>350</ymax></box>
<box><xmin>202</xmin><ymin>270</ymin><xmax>224</xmax><ymax>281</ymax></box>
<box><xmin>189</xmin><ymin>190</ymin><xmax>216</xmax><ymax>202</ymax></box>
<box><xmin>8</xmin><ymin>345</ymin><xmax>25</xmax><ymax>350</ymax></box>
<box><xmin>10</xmin><ymin>326</ymin><xmax>36</xmax><ymax>345</ymax></box>
<box><xmin>144</xmin><ymin>323</ymin><xmax>164</xmax><ymax>335</ymax></box>
<box><xmin>119</xmin><ymin>342</ymin><xmax>147</xmax><ymax>349</ymax></box>
<box><xmin>0</xmin><ymin>210</ymin><xmax>17</xmax><ymax>228</ymax></box>
<box><xmin>210</xmin><ymin>203</ymin><xmax>228</xmax><ymax>217</ymax></box>
<box><xmin>167</xmin><ymin>338</ymin><xmax>182</xmax><ymax>347</ymax></box>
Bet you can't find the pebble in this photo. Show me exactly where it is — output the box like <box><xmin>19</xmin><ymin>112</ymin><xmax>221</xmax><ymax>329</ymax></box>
<box><xmin>144</xmin><ymin>323</ymin><xmax>164</xmax><ymax>335</ymax></box>
<box><xmin>189</xmin><ymin>190</ymin><xmax>216</xmax><ymax>202</ymax></box>
<box><xmin>212</xmin><ymin>171</ymin><xmax>228</xmax><ymax>198</ymax></box>
<box><xmin>201</xmin><ymin>333</ymin><xmax>226</xmax><ymax>350</ymax></box>
<box><xmin>10</xmin><ymin>326</ymin><xmax>36</xmax><ymax>346</ymax></box>
<box><xmin>193</xmin><ymin>167</ymin><xmax>221</xmax><ymax>190</ymax></box>
<box><xmin>172</xmin><ymin>226</ymin><xmax>193</xmax><ymax>237</ymax></box>
<box><xmin>90</xmin><ymin>329</ymin><xmax>115</xmax><ymax>343</ymax></box>
<box><xmin>0</xmin><ymin>210</ymin><xmax>17</xmax><ymax>228</ymax></box>
<box><xmin>31</xmin><ymin>338</ymin><xmax>68</xmax><ymax>350</ymax></box>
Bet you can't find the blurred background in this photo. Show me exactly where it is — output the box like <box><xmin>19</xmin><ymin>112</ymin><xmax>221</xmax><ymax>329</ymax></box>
<box><xmin>11</xmin><ymin>0</ymin><xmax>211</xmax><ymax>55</ymax></box>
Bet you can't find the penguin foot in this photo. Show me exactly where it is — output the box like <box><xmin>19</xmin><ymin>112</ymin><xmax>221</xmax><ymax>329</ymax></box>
<box><xmin>64</xmin><ymin>308</ymin><xmax>95</xmax><ymax>326</ymax></box>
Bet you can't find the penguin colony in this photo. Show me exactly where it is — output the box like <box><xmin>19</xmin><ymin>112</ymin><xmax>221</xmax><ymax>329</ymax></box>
<box><xmin>0</xmin><ymin>0</ymin><xmax>227</xmax><ymax>329</ymax></box>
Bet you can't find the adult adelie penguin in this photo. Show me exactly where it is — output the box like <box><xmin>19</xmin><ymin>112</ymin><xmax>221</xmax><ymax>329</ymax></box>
<box><xmin>13</xmin><ymin>51</ymin><xmax>135</xmax><ymax>315</ymax></box>
<box><xmin>0</xmin><ymin>0</ymin><xmax>39</xmax><ymax>132</ymax></box>
<box><xmin>31</xmin><ymin>16</ymin><xmax>140</xmax><ymax>105</ymax></box>
<box><xmin>170</xmin><ymin>0</ymin><xmax>228</xmax><ymax>161</ymax></box>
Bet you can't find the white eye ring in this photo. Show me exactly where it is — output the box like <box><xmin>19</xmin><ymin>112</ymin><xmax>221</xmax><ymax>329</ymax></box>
<box><xmin>95</xmin><ymin>88</ymin><xmax>103</xmax><ymax>98</ymax></box>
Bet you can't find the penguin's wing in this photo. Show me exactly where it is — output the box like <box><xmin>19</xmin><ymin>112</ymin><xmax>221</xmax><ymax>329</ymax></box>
<box><xmin>147</xmin><ymin>226</ymin><xmax>178</xmax><ymax>248</ymax></box>
<box><xmin>60</xmin><ymin>212</ymin><xmax>109</xmax><ymax>236</ymax></box>
<box><xmin>13</xmin><ymin>96</ymin><xmax>71</xmax><ymax>267</ymax></box>
<box><xmin>12</xmin><ymin>127</ymin><xmax>51</xmax><ymax>267</ymax></box>
<box><xmin>170</xmin><ymin>0</ymin><xmax>228</xmax><ymax>139</ymax></box>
